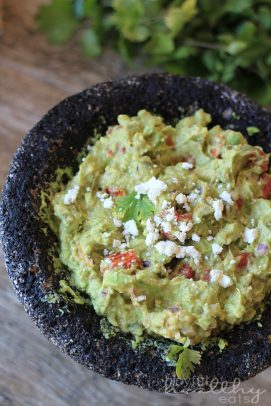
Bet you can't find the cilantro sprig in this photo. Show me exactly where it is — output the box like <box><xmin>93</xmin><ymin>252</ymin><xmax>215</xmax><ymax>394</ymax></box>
<box><xmin>37</xmin><ymin>0</ymin><xmax>271</xmax><ymax>104</ymax></box>
<box><xmin>167</xmin><ymin>344</ymin><xmax>201</xmax><ymax>380</ymax></box>
<box><xmin>116</xmin><ymin>192</ymin><xmax>155</xmax><ymax>222</ymax></box>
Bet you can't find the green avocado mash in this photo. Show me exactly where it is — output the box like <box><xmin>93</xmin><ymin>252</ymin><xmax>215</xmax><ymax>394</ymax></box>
<box><xmin>51</xmin><ymin>109</ymin><xmax>271</xmax><ymax>345</ymax></box>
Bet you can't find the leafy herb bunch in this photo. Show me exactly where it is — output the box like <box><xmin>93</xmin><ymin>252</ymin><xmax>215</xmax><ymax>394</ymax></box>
<box><xmin>37</xmin><ymin>0</ymin><xmax>271</xmax><ymax>104</ymax></box>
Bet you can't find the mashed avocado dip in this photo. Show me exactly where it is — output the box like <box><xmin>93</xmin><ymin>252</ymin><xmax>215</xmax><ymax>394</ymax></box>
<box><xmin>51</xmin><ymin>109</ymin><xmax>271</xmax><ymax>345</ymax></box>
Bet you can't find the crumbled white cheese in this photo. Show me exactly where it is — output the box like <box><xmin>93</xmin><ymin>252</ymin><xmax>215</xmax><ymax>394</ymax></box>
<box><xmin>174</xmin><ymin>227</ymin><xmax>190</xmax><ymax>243</ymax></box>
<box><xmin>154</xmin><ymin>215</ymin><xmax>162</xmax><ymax>225</ymax></box>
<box><xmin>103</xmin><ymin>196</ymin><xmax>113</xmax><ymax>209</ymax></box>
<box><xmin>161</xmin><ymin>221</ymin><xmax>172</xmax><ymax>233</ymax></box>
<box><xmin>64</xmin><ymin>185</ymin><xmax>80</xmax><ymax>205</ymax></box>
<box><xmin>176</xmin><ymin>193</ymin><xmax>187</xmax><ymax>205</ymax></box>
<box><xmin>123</xmin><ymin>220</ymin><xmax>138</xmax><ymax>237</ymax></box>
<box><xmin>181</xmin><ymin>162</ymin><xmax>193</xmax><ymax>170</ymax></box>
<box><xmin>113</xmin><ymin>217</ymin><xmax>122</xmax><ymax>227</ymax></box>
<box><xmin>192</xmin><ymin>233</ymin><xmax>200</xmax><ymax>242</ymax></box>
<box><xmin>212</xmin><ymin>243</ymin><xmax>223</xmax><ymax>256</ymax></box>
<box><xmin>113</xmin><ymin>239</ymin><xmax>121</xmax><ymax>248</ymax></box>
<box><xmin>155</xmin><ymin>241</ymin><xmax>180</xmax><ymax>256</ymax></box>
<box><xmin>96</xmin><ymin>191</ymin><xmax>113</xmax><ymax>209</ymax></box>
<box><xmin>179</xmin><ymin>222</ymin><xmax>193</xmax><ymax>233</ymax></box>
<box><xmin>172</xmin><ymin>177</ymin><xmax>178</xmax><ymax>184</ymax></box>
<box><xmin>219</xmin><ymin>191</ymin><xmax>233</xmax><ymax>205</ymax></box>
<box><xmin>136</xmin><ymin>295</ymin><xmax>146</xmax><ymax>302</ymax></box>
<box><xmin>186</xmin><ymin>246</ymin><xmax>201</xmax><ymax>265</ymax></box>
<box><xmin>103</xmin><ymin>232</ymin><xmax>111</xmax><ymax>238</ymax></box>
<box><xmin>177</xmin><ymin>246</ymin><xmax>201</xmax><ymax>265</ymax></box>
<box><xmin>162</xmin><ymin>200</ymin><xmax>170</xmax><ymax>209</ymax></box>
<box><xmin>145</xmin><ymin>218</ymin><xmax>159</xmax><ymax>246</ymax></box>
<box><xmin>220</xmin><ymin>275</ymin><xmax>232</xmax><ymax>288</ymax></box>
<box><xmin>103</xmin><ymin>249</ymin><xmax>109</xmax><ymax>255</ymax></box>
<box><xmin>96</xmin><ymin>191</ymin><xmax>107</xmax><ymax>200</ymax></box>
<box><xmin>145</xmin><ymin>231</ymin><xmax>159</xmax><ymax>246</ymax></box>
<box><xmin>134</xmin><ymin>176</ymin><xmax>167</xmax><ymax>203</ymax></box>
<box><xmin>230</xmin><ymin>259</ymin><xmax>236</xmax><ymax>265</ymax></box>
<box><xmin>165</xmin><ymin>207</ymin><xmax>176</xmax><ymax>222</ymax></box>
<box><xmin>146</xmin><ymin>218</ymin><xmax>154</xmax><ymax>232</ymax></box>
<box><xmin>210</xmin><ymin>269</ymin><xmax>222</xmax><ymax>283</ymax></box>
<box><xmin>187</xmin><ymin>190</ymin><xmax>200</xmax><ymax>203</ymax></box>
<box><xmin>155</xmin><ymin>240</ymin><xmax>200</xmax><ymax>264</ymax></box>
<box><xmin>174</xmin><ymin>231</ymin><xmax>186</xmax><ymax>243</ymax></box>
<box><xmin>212</xmin><ymin>199</ymin><xmax>224</xmax><ymax>221</ymax></box>
<box><xmin>244</xmin><ymin>227</ymin><xmax>258</xmax><ymax>244</ymax></box>
<box><xmin>210</xmin><ymin>269</ymin><xmax>232</xmax><ymax>288</ymax></box>
<box><xmin>183</xmin><ymin>203</ymin><xmax>191</xmax><ymax>212</ymax></box>
<box><xmin>207</xmin><ymin>236</ymin><xmax>214</xmax><ymax>241</ymax></box>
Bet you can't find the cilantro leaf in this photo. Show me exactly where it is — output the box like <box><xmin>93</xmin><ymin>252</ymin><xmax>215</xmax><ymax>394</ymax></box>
<box><xmin>166</xmin><ymin>344</ymin><xmax>184</xmax><ymax>361</ymax></box>
<box><xmin>218</xmin><ymin>338</ymin><xmax>228</xmax><ymax>352</ymax></box>
<box><xmin>176</xmin><ymin>347</ymin><xmax>201</xmax><ymax>380</ymax></box>
<box><xmin>116</xmin><ymin>192</ymin><xmax>155</xmax><ymax>222</ymax></box>
<box><xmin>167</xmin><ymin>344</ymin><xmax>201</xmax><ymax>379</ymax></box>
<box><xmin>36</xmin><ymin>0</ymin><xmax>80</xmax><ymax>44</ymax></box>
<box><xmin>246</xmin><ymin>126</ymin><xmax>260</xmax><ymax>136</ymax></box>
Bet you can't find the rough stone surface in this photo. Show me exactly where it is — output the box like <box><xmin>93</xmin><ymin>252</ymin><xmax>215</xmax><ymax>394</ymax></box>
<box><xmin>1</xmin><ymin>74</ymin><xmax>271</xmax><ymax>393</ymax></box>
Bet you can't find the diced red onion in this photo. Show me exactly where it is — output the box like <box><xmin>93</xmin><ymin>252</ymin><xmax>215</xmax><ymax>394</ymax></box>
<box><xmin>168</xmin><ymin>306</ymin><xmax>180</xmax><ymax>313</ymax></box>
<box><xmin>257</xmin><ymin>243</ymin><xmax>269</xmax><ymax>255</ymax></box>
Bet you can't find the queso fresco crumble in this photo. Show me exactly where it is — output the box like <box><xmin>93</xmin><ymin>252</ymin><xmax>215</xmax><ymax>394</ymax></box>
<box><xmin>51</xmin><ymin>109</ymin><xmax>271</xmax><ymax>345</ymax></box>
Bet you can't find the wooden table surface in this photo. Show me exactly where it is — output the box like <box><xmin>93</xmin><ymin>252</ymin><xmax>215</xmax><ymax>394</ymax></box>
<box><xmin>0</xmin><ymin>2</ymin><xmax>270</xmax><ymax>405</ymax></box>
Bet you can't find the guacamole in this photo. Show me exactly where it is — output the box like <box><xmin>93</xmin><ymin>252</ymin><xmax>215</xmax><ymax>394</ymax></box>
<box><xmin>51</xmin><ymin>109</ymin><xmax>271</xmax><ymax>345</ymax></box>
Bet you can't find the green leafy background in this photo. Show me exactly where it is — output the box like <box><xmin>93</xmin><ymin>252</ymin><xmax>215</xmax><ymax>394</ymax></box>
<box><xmin>37</xmin><ymin>0</ymin><xmax>271</xmax><ymax>104</ymax></box>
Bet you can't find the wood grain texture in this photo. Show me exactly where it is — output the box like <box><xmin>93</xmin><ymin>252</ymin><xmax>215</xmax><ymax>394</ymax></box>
<box><xmin>0</xmin><ymin>1</ymin><xmax>270</xmax><ymax>405</ymax></box>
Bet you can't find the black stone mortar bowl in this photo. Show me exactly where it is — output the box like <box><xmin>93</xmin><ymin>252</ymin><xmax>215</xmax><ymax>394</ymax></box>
<box><xmin>1</xmin><ymin>74</ymin><xmax>271</xmax><ymax>394</ymax></box>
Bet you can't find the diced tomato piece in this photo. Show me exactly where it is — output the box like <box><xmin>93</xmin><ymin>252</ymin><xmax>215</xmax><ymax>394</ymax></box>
<box><xmin>105</xmin><ymin>187</ymin><xmax>126</xmax><ymax>197</ymax></box>
<box><xmin>180</xmin><ymin>264</ymin><xmax>195</xmax><ymax>279</ymax></box>
<box><xmin>169</xmin><ymin>263</ymin><xmax>195</xmax><ymax>280</ymax></box>
<box><xmin>261</xmin><ymin>174</ymin><xmax>271</xmax><ymax>199</ymax></box>
<box><xmin>175</xmin><ymin>211</ymin><xmax>192</xmax><ymax>221</ymax></box>
<box><xmin>202</xmin><ymin>269</ymin><xmax>210</xmax><ymax>282</ymax></box>
<box><xmin>107</xmin><ymin>249</ymin><xmax>143</xmax><ymax>269</ymax></box>
<box><xmin>261</xmin><ymin>161</ymin><xmax>269</xmax><ymax>173</ymax></box>
<box><xmin>236</xmin><ymin>252</ymin><xmax>250</xmax><ymax>269</ymax></box>
<box><xmin>211</xmin><ymin>148</ymin><xmax>219</xmax><ymax>158</ymax></box>
<box><xmin>162</xmin><ymin>231</ymin><xmax>171</xmax><ymax>239</ymax></box>
<box><xmin>107</xmin><ymin>149</ymin><xmax>113</xmax><ymax>157</ymax></box>
<box><xmin>235</xmin><ymin>198</ymin><xmax>243</xmax><ymax>210</ymax></box>
<box><xmin>119</xmin><ymin>146</ymin><xmax>126</xmax><ymax>154</ymax></box>
<box><xmin>165</xmin><ymin>135</ymin><xmax>174</xmax><ymax>147</ymax></box>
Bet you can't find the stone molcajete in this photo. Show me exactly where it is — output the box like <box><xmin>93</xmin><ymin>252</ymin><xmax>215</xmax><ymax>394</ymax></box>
<box><xmin>1</xmin><ymin>74</ymin><xmax>271</xmax><ymax>393</ymax></box>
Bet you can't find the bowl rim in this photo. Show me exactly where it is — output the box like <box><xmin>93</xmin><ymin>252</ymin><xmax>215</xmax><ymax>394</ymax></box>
<box><xmin>1</xmin><ymin>73</ymin><xmax>271</xmax><ymax>393</ymax></box>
